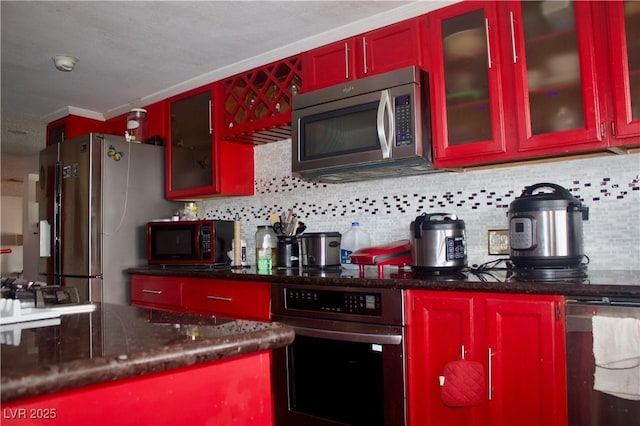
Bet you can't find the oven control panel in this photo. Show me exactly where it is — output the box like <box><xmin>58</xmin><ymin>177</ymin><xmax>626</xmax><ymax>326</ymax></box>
<box><xmin>285</xmin><ymin>288</ymin><xmax>382</xmax><ymax>316</ymax></box>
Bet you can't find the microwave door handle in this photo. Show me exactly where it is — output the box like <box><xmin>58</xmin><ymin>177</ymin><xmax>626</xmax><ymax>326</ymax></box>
<box><xmin>376</xmin><ymin>90</ymin><xmax>394</xmax><ymax>159</ymax></box>
<box><xmin>194</xmin><ymin>226</ymin><xmax>202</xmax><ymax>259</ymax></box>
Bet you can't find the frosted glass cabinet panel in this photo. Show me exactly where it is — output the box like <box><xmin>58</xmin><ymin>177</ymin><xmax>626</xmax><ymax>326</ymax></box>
<box><xmin>521</xmin><ymin>1</ymin><xmax>584</xmax><ymax>135</ymax></box>
<box><xmin>624</xmin><ymin>1</ymin><xmax>640</xmax><ymax>121</ymax></box>
<box><xmin>441</xmin><ymin>9</ymin><xmax>492</xmax><ymax>146</ymax></box>
<box><xmin>169</xmin><ymin>91</ymin><xmax>213</xmax><ymax>192</ymax></box>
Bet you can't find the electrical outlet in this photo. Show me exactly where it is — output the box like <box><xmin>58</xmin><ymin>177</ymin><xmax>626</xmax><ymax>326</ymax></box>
<box><xmin>488</xmin><ymin>229</ymin><xmax>510</xmax><ymax>255</ymax></box>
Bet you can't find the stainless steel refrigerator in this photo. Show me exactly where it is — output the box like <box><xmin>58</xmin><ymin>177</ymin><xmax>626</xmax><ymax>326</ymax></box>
<box><xmin>38</xmin><ymin>133</ymin><xmax>179</xmax><ymax>305</ymax></box>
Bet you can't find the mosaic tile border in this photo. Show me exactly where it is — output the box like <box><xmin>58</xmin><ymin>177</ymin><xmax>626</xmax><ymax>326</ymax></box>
<box><xmin>204</xmin><ymin>174</ymin><xmax>640</xmax><ymax>220</ymax></box>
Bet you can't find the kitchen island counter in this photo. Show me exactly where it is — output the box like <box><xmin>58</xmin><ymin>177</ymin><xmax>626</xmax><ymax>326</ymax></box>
<box><xmin>127</xmin><ymin>266</ymin><xmax>640</xmax><ymax>299</ymax></box>
<box><xmin>1</xmin><ymin>303</ymin><xmax>294</xmax><ymax>407</ymax></box>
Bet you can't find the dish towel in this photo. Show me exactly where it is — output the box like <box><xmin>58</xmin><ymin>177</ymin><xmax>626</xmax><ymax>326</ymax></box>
<box><xmin>592</xmin><ymin>315</ymin><xmax>640</xmax><ymax>400</ymax></box>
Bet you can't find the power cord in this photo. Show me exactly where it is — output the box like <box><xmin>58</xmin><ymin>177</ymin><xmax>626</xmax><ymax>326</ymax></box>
<box><xmin>466</xmin><ymin>258</ymin><xmax>514</xmax><ymax>282</ymax></box>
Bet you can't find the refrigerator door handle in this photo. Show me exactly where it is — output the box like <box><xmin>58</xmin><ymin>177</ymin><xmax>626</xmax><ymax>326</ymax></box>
<box><xmin>39</xmin><ymin>220</ymin><xmax>51</xmax><ymax>257</ymax></box>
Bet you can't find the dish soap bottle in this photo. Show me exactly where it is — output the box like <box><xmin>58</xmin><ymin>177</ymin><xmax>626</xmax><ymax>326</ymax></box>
<box><xmin>340</xmin><ymin>222</ymin><xmax>371</xmax><ymax>269</ymax></box>
<box><xmin>255</xmin><ymin>225</ymin><xmax>277</xmax><ymax>272</ymax></box>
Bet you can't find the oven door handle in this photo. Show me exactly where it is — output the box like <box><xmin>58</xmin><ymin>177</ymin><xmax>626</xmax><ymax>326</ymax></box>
<box><xmin>291</xmin><ymin>325</ymin><xmax>402</xmax><ymax>345</ymax></box>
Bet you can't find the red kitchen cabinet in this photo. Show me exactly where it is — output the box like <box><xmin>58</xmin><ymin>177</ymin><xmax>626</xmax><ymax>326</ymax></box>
<box><xmin>430</xmin><ymin>0</ymin><xmax>638</xmax><ymax>168</ymax></box>
<box><xmin>483</xmin><ymin>294</ymin><xmax>567</xmax><ymax>425</ymax></box>
<box><xmin>182</xmin><ymin>278</ymin><xmax>270</xmax><ymax>321</ymax></box>
<box><xmin>405</xmin><ymin>292</ymin><xmax>481</xmax><ymax>426</ymax></box>
<box><xmin>603</xmin><ymin>0</ymin><xmax>640</xmax><ymax>145</ymax></box>
<box><xmin>130</xmin><ymin>275</ymin><xmax>270</xmax><ymax>321</ymax></box>
<box><xmin>130</xmin><ymin>275</ymin><xmax>183</xmax><ymax>312</ymax></box>
<box><xmin>0</xmin><ymin>351</ymin><xmax>274</xmax><ymax>426</ymax></box>
<box><xmin>406</xmin><ymin>290</ymin><xmax>567</xmax><ymax>426</ymax></box>
<box><xmin>303</xmin><ymin>17</ymin><xmax>423</xmax><ymax>92</ymax></box>
<box><xmin>165</xmin><ymin>84</ymin><xmax>254</xmax><ymax>200</ymax></box>
<box><xmin>46</xmin><ymin>115</ymin><xmax>105</xmax><ymax>146</ymax></box>
<box><xmin>427</xmin><ymin>1</ymin><xmax>511</xmax><ymax>167</ymax></box>
<box><xmin>504</xmin><ymin>0</ymin><xmax>604</xmax><ymax>154</ymax></box>
<box><xmin>221</xmin><ymin>56</ymin><xmax>302</xmax><ymax>144</ymax></box>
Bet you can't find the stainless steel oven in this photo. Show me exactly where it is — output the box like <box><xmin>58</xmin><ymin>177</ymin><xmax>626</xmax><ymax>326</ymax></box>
<box><xmin>271</xmin><ymin>284</ymin><xmax>405</xmax><ymax>426</ymax></box>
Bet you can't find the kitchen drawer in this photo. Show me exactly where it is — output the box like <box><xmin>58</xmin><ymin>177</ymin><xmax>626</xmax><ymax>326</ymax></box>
<box><xmin>131</xmin><ymin>275</ymin><xmax>183</xmax><ymax>311</ymax></box>
<box><xmin>182</xmin><ymin>279</ymin><xmax>270</xmax><ymax>321</ymax></box>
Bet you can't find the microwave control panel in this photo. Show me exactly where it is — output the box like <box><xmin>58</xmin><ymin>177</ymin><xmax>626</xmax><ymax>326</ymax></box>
<box><xmin>285</xmin><ymin>288</ymin><xmax>382</xmax><ymax>316</ymax></box>
<box><xmin>394</xmin><ymin>95</ymin><xmax>413</xmax><ymax>147</ymax></box>
<box><xmin>200</xmin><ymin>224</ymin><xmax>212</xmax><ymax>259</ymax></box>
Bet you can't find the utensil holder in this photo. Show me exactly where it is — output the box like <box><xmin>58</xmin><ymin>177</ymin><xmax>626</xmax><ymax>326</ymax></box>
<box><xmin>276</xmin><ymin>236</ymin><xmax>299</xmax><ymax>268</ymax></box>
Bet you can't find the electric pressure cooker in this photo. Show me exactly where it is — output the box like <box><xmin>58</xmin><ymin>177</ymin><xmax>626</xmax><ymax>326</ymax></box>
<box><xmin>410</xmin><ymin>213</ymin><xmax>467</xmax><ymax>272</ymax></box>
<box><xmin>508</xmin><ymin>183</ymin><xmax>589</xmax><ymax>268</ymax></box>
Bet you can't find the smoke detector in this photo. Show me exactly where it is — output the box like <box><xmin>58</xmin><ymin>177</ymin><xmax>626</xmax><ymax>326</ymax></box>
<box><xmin>52</xmin><ymin>55</ymin><xmax>79</xmax><ymax>72</ymax></box>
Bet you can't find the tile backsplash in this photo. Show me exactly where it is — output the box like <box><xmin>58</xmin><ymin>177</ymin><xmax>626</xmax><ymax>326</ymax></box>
<box><xmin>201</xmin><ymin>140</ymin><xmax>640</xmax><ymax>271</ymax></box>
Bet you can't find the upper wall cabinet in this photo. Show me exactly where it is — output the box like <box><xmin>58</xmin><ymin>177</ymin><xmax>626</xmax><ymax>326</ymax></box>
<box><xmin>506</xmin><ymin>0</ymin><xmax>604</xmax><ymax>154</ymax></box>
<box><xmin>165</xmin><ymin>84</ymin><xmax>254</xmax><ymax>201</ymax></box>
<box><xmin>303</xmin><ymin>17</ymin><xmax>424</xmax><ymax>92</ymax></box>
<box><xmin>602</xmin><ymin>0</ymin><xmax>640</xmax><ymax>146</ymax></box>
<box><xmin>430</xmin><ymin>0</ymin><xmax>639</xmax><ymax>169</ymax></box>
<box><xmin>221</xmin><ymin>56</ymin><xmax>302</xmax><ymax>144</ymax></box>
<box><xmin>428</xmin><ymin>1</ymin><xmax>510</xmax><ymax>167</ymax></box>
<box><xmin>46</xmin><ymin>115</ymin><xmax>105</xmax><ymax>146</ymax></box>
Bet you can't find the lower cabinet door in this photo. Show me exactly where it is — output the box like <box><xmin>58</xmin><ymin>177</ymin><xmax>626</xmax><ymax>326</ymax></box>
<box><xmin>406</xmin><ymin>291</ymin><xmax>481</xmax><ymax>426</ymax></box>
<box><xmin>483</xmin><ymin>295</ymin><xmax>568</xmax><ymax>425</ymax></box>
<box><xmin>182</xmin><ymin>278</ymin><xmax>270</xmax><ymax>321</ymax></box>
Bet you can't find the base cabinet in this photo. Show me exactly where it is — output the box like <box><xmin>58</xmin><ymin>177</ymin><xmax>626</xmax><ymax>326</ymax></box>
<box><xmin>406</xmin><ymin>290</ymin><xmax>567</xmax><ymax>426</ymax></box>
<box><xmin>0</xmin><ymin>352</ymin><xmax>273</xmax><ymax>426</ymax></box>
<box><xmin>130</xmin><ymin>275</ymin><xmax>270</xmax><ymax>321</ymax></box>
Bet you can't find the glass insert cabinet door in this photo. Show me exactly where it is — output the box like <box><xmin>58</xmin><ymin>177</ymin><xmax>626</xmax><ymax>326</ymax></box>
<box><xmin>522</xmin><ymin>1</ymin><xmax>583</xmax><ymax>134</ymax></box>
<box><xmin>430</xmin><ymin>2</ymin><xmax>508</xmax><ymax>164</ymax></box>
<box><xmin>513</xmin><ymin>0</ymin><xmax>601</xmax><ymax>151</ymax></box>
<box><xmin>442</xmin><ymin>10</ymin><xmax>492</xmax><ymax>145</ymax></box>
<box><xmin>169</xmin><ymin>90</ymin><xmax>213</xmax><ymax>192</ymax></box>
<box><xmin>625</xmin><ymin>2</ymin><xmax>640</xmax><ymax>123</ymax></box>
<box><xmin>608</xmin><ymin>0</ymin><xmax>640</xmax><ymax>141</ymax></box>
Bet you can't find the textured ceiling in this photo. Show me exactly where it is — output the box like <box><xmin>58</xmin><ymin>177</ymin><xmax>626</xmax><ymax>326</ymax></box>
<box><xmin>0</xmin><ymin>1</ymin><xmax>453</xmax><ymax>158</ymax></box>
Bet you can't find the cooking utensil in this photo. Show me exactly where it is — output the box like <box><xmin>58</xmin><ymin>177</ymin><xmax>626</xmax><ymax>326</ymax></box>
<box><xmin>276</xmin><ymin>235</ymin><xmax>299</xmax><ymax>269</ymax></box>
<box><xmin>508</xmin><ymin>183</ymin><xmax>589</xmax><ymax>268</ymax></box>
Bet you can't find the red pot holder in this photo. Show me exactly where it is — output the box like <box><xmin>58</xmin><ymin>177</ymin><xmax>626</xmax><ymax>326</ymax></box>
<box><xmin>440</xmin><ymin>359</ymin><xmax>486</xmax><ymax>407</ymax></box>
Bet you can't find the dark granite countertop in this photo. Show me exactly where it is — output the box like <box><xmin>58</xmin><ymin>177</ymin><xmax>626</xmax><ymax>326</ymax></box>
<box><xmin>0</xmin><ymin>303</ymin><xmax>294</xmax><ymax>403</ymax></box>
<box><xmin>127</xmin><ymin>266</ymin><xmax>640</xmax><ymax>299</ymax></box>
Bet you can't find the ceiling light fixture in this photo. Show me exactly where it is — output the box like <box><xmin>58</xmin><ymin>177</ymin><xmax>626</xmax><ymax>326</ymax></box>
<box><xmin>52</xmin><ymin>55</ymin><xmax>79</xmax><ymax>72</ymax></box>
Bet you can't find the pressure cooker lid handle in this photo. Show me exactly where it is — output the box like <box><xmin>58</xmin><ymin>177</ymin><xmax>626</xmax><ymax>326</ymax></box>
<box><xmin>521</xmin><ymin>183</ymin><xmax>572</xmax><ymax>198</ymax></box>
<box><xmin>424</xmin><ymin>212</ymin><xmax>458</xmax><ymax>221</ymax></box>
<box><xmin>412</xmin><ymin>213</ymin><xmax>427</xmax><ymax>238</ymax></box>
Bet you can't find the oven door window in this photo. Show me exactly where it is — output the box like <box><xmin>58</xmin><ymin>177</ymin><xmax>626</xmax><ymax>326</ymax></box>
<box><xmin>288</xmin><ymin>335</ymin><xmax>384</xmax><ymax>425</ymax></box>
<box><xmin>299</xmin><ymin>101</ymin><xmax>381</xmax><ymax>161</ymax></box>
<box><xmin>150</xmin><ymin>226</ymin><xmax>196</xmax><ymax>260</ymax></box>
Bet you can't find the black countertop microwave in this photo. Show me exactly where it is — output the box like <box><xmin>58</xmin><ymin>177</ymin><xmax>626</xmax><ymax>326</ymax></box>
<box><xmin>147</xmin><ymin>220</ymin><xmax>233</xmax><ymax>267</ymax></box>
<box><xmin>292</xmin><ymin>66</ymin><xmax>440</xmax><ymax>183</ymax></box>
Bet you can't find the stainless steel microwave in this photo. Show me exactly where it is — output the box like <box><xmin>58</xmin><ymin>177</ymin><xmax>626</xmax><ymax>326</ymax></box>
<box><xmin>292</xmin><ymin>66</ymin><xmax>439</xmax><ymax>183</ymax></box>
<box><xmin>147</xmin><ymin>220</ymin><xmax>233</xmax><ymax>266</ymax></box>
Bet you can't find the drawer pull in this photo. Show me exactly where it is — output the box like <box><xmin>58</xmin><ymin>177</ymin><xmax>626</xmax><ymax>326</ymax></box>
<box><xmin>207</xmin><ymin>295</ymin><xmax>232</xmax><ymax>302</ymax></box>
<box><xmin>142</xmin><ymin>289</ymin><xmax>162</xmax><ymax>295</ymax></box>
